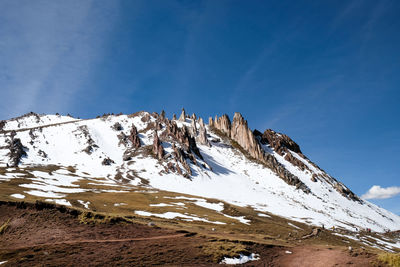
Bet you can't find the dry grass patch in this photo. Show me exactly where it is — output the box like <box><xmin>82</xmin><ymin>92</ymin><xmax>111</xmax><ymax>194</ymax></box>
<box><xmin>201</xmin><ymin>240</ymin><xmax>249</xmax><ymax>262</ymax></box>
<box><xmin>78</xmin><ymin>211</ymin><xmax>128</xmax><ymax>225</ymax></box>
<box><xmin>0</xmin><ymin>218</ymin><xmax>10</xmax><ymax>234</ymax></box>
<box><xmin>378</xmin><ymin>253</ymin><xmax>400</xmax><ymax>267</ymax></box>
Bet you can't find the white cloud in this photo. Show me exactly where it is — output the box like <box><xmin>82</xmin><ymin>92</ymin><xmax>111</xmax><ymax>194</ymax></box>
<box><xmin>361</xmin><ymin>185</ymin><xmax>400</xmax><ymax>200</ymax></box>
<box><xmin>0</xmin><ymin>1</ymin><xmax>120</xmax><ymax>119</ymax></box>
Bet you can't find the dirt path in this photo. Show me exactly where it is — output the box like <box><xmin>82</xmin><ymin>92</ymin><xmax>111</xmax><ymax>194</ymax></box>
<box><xmin>273</xmin><ymin>246</ymin><xmax>376</xmax><ymax>267</ymax></box>
<box><xmin>1</xmin><ymin>233</ymin><xmax>186</xmax><ymax>251</ymax></box>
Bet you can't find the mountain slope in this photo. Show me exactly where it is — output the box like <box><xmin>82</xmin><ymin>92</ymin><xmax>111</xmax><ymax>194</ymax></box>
<box><xmin>0</xmin><ymin>110</ymin><xmax>399</xmax><ymax>236</ymax></box>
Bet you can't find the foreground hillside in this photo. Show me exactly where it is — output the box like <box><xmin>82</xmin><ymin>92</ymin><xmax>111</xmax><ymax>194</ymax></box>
<box><xmin>0</xmin><ymin>201</ymin><xmax>394</xmax><ymax>266</ymax></box>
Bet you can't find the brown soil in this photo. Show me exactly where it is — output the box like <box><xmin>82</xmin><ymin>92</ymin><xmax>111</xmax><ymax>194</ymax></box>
<box><xmin>267</xmin><ymin>245</ymin><xmax>386</xmax><ymax>267</ymax></box>
<box><xmin>0</xmin><ymin>202</ymin><xmax>385</xmax><ymax>266</ymax></box>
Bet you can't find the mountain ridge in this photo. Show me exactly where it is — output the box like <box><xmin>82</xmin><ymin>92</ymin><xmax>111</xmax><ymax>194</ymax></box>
<box><xmin>0</xmin><ymin>110</ymin><xmax>399</xmax><ymax>235</ymax></box>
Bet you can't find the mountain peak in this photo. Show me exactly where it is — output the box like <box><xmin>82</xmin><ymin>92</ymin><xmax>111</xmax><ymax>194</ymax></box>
<box><xmin>0</xmin><ymin>110</ymin><xmax>399</xmax><ymax>234</ymax></box>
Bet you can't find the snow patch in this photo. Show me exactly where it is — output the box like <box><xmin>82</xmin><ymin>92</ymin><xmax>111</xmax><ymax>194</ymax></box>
<box><xmin>78</xmin><ymin>200</ymin><xmax>90</xmax><ymax>209</ymax></box>
<box><xmin>223</xmin><ymin>214</ymin><xmax>250</xmax><ymax>225</ymax></box>
<box><xmin>45</xmin><ymin>198</ymin><xmax>72</xmax><ymax>206</ymax></box>
<box><xmin>220</xmin><ymin>253</ymin><xmax>259</xmax><ymax>265</ymax></box>
<box><xmin>135</xmin><ymin>210</ymin><xmax>226</xmax><ymax>225</ymax></box>
<box><xmin>10</xmin><ymin>193</ymin><xmax>25</xmax><ymax>199</ymax></box>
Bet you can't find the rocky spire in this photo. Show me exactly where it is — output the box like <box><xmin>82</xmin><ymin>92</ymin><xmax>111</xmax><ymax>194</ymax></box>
<box><xmin>214</xmin><ymin>114</ymin><xmax>231</xmax><ymax>135</ymax></box>
<box><xmin>179</xmin><ymin>108</ymin><xmax>186</xmax><ymax>122</ymax></box>
<box><xmin>152</xmin><ymin>130</ymin><xmax>164</xmax><ymax>160</ymax></box>
<box><xmin>230</xmin><ymin>112</ymin><xmax>264</xmax><ymax>160</ymax></box>
<box><xmin>197</xmin><ymin>118</ymin><xmax>211</xmax><ymax>147</ymax></box>
<box><xmin>129</xmin><ymin>124</ymin><xmax>141</xmax><ymax>149</ymax></box>
<box><xmin>191</xmin><ymin>113</ymin><xmax>197</xmax><ymax>121</ymax></box>
<box><xmin>172</xmin><ymin>144</ymin><xmax>192</xmax><ymax>176</ymax></box>
<box><xmin>173</xmin><ymin>114</ymin><xmax>177</xmax><ymax>120</ymax></box>
<box><xmin>160</xmin><ymin>110</ymin><xmax>166</xmax><ymax>120</ymax></box>
<box><xmin>208</xmin><ymin>117</ymin><xmax>214</xmax><ymax>127</ymax></box>
<box><xmin>191</xmin><ymin>118</ymin><xmax>197</xmax><ymax>137</ymax></box>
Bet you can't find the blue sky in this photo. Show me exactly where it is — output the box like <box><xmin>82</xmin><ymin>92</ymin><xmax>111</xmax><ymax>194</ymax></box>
<box><xmin>1</xmin><ymin>1</ymin><xmax>399</xmax><ymax>214</ymax></box>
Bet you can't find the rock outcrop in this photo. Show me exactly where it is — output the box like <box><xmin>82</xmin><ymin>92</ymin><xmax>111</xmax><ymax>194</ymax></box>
<box><xmin>102</xmin><ymin>157</ymin><xmax>115</xmax><ymax>166</ymax></box>
<box><xmin>213</xmin><ymin>114</ymin><xmax>231</xmax><ymax>134</ymax></box>
<box><xmin>255</xmin><ymin>129</ymin><xmax>360</xmax><ymax>202</ymax></box>
<box><xmin>191</xmin><ymin>118</ymin><xmax>197</xmax><ymax>137</ymax></box>
<box><xmin>197</xmin><ymin>118</ymin><xmax>211</xmax><ymax>147</ymax></box>
<box><xmin>260</xmin><ymin>129</ymin><xmax>302</xmax><ymax>156</ymax></box>
<box><xmin>129</xmin><ymin>124</ymin><xmax>141</xmax><ymax>149</ymax></box>
<box><xmin>112</xmin><ymin>122</ymin><xmax>123</xmax><ymax>131</ymax></box>
<box><xmin>230</xmin><ymin>113</ymin><xmax>265</xmax><ymax>161</ymax></box>
<box><xmin>161</xmin><ymin>120</ymin><xmax>202</xmax><ymax>160</ymax></box>
<box><xmin>7</xmin><ymin>134</ymin><xmax>27</xmax><ymax>167</ymax></box>
<box><xmin>210</xmin><ymin>113</ymin><xmax>310</xmax><ymax>193</ymax></box>
<box><xmin>152</xmin><ymin>130</ymin><xmax>164</xmax><ymax>160</ymax></box>
<box><xmin>179</xmin><ymin>108</ymin><xmax>186</xmax><ymax>122</ymax></box>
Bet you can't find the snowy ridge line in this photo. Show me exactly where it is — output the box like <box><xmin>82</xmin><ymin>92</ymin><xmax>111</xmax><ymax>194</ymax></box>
<box><xmin>1</xmin><ymin>117</ymin><xmax>84</xmax><ymax>133</ymax></box>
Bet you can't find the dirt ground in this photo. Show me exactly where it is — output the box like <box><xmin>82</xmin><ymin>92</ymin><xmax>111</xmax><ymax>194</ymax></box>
<box><xmin>0</xmin><ymin>202</ymin><xmax>386</xmax><ymax>266</ymax></box>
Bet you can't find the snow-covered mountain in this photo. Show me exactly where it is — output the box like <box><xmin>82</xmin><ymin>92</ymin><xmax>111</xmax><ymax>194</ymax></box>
<box><xmin>1</xmin><ymin>110</ymin><xmax>399</xmax><ymax>233</ymax></box>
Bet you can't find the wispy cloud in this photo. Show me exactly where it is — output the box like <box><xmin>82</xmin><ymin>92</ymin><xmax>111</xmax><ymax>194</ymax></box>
<box><xmin>0</xmin><ymin>1</ymin><xmax>119</xmax><ymax>119</ymax></box>
<box><xmin>362</xmin><ymin>185</ymin><xmax>400</xmax><ymax>200</ymax></box>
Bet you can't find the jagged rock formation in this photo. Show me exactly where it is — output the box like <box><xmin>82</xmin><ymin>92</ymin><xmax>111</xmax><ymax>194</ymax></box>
<box><xmin>128</xmin><ymin>124</ymin><xmax>141</xmax><ymax>149</ymax></box>
<box><xmin>261</xmin><ymin>129</ymin><xmax>301</xmax><ymax>155</ymax></box>
<box><xmin>210</xmin><ymin>113</ymin><xmax>310</xmax><ymax>193</ymax></box>
<box><xmin>197</xmin><ymin>118</ymin><xmax>211</xmax><ymax>147</ymax></box>
<box><xmin>160</xmin><ymin>110</ymin><xmax>166</xmax><ymax>121</ymax></box>
<box><xmin>230</xmin><ymin>113</ymin><xmax>265</xmax><ymax>161</ymax></box>
<box><xmin>256</xmin><ymin>129</ymin><xmax>360</xmax><ymax>202</ymax></box>
<box><xmin>191</xmin><ymin>118</ymin><xmax>197</xmax><ymax>137</ymax></box>
<box><xmin>171</xmin><ymin>143</ymin><xmax>192</xmax><ymax>177</ymax></box>
<box><xmin>149</xmin><ymin>113</ymin><xmax>212</xmax><ymax>177</ymax></box>
<box><xmin>152</xmin><ymin>130</ymin><xmax>164</xmax><ymax>160</ymax></box>
<box><xmin>161</xmin><ymin>120</ymin><xmax>202</xmax><ymax>160</ymax></box>
<box><xmin>0</xmin><ymin>120</ymin><xmax>5</xmax><ymax>131</ymax></box>
<box><xmin>179</xmin><ymin>108</ymin><xmax>186</xmax><ymax>122</ymax></box>
<box><xmin>6</xmin><ymin>133</ymin><xmax>27</xmax><ymax>167</ymax></box>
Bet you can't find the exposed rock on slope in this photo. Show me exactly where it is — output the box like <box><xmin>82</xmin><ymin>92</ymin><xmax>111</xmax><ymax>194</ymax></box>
<box><xmin>255</xmin><ymin>129</ymin><xmax>360</xmax><ymax>202</ymax></box>
<box><xmin>197</xmin><ymin>118</ymin><xmax>211</xmax><ymax>147</ymax></box>
<box><xmin>210</xmin><ymin>113</ymin><xmax>310</xmax><ymax>193</ymax></box>
<box><xmin>6</xmin><ymin>133</ymin><xmax>27</xmax><ymax>167</ymax></box>
<box><xmin>152</xmin><ymin>130</ymin><xmax>164</xmax><ymax>160</ymax></box>
<box><xmin>260</xmin><ymin>129</ymin><xmax>302</xmax><ymax>155</ymax></box>
<box><xmin>179</xmin><ymin>108</ymin><xmax>186</xmax><ymax>122</ymax></box>
<box><xmin>129</xmin><ymin>124</ymin><xmax>141</xmax><ymax>149</ymax></box>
